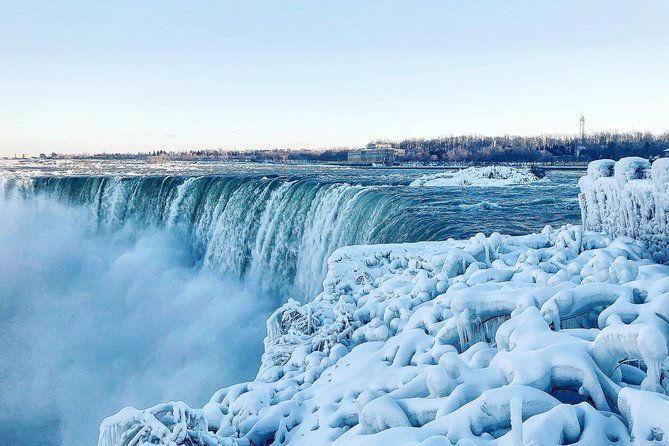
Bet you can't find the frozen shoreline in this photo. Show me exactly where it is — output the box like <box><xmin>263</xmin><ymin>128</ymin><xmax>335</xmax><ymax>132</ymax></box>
<box><xmin>99</xmin><ymin>158</ymin><xmax>669</xmax><ymax>446</ymax></box>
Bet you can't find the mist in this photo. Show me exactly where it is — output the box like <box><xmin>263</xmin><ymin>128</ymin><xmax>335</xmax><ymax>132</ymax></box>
<box><xmin>0</xmin><ymin>196</ymin><xmax>276</xmax><ymax>445</ymax></box>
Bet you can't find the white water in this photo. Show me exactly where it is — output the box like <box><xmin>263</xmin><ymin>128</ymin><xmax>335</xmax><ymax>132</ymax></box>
<box><xmin>0</xmin><ymin>197</ymin><xmax>275</xmax><ymax>446</ymax></box>
<box><xmin>8</xmin><ymin>176</ymin><xmax>406</xmax><ymax>300</ymax></box>
<box><xmin>0</xmin><ymin>165</ymin><xmax>585</xmax><ymax>446</ymax></box>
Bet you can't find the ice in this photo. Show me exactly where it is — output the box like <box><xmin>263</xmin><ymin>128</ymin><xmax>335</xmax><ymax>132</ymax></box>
<box><xmin>580</xmin><ymin>156</ymin><xmax>669</xmax><ymax>263</ymax></box>
<box><xmin>98</xmin><ymin>160</ymin><xmax>669</xmax><ymax>446</ymax></box>
<box><xmin>614</xmin><ymin>157</ymin><xmax>651</xmax><ymax>184</ymax></box>
<box><xmin>652</xmin><ymin>158</ymin><xmax>669</xmax><ymax>193</ymax></box>
<box><xmin>360</xmin><ymin>395</ymin><xmax>412</xmax><ymax>434</ymax></box>
<box><xmin>587</xmin><ymin>159</ymin><xmax>615</xmax><ymax>180</ymax></box>
<box><xmin>410</xmin><ymin>166</ymin><xmax>541</xmax><ymax>187</ymax></box>
<box><xmin>98</xmin><ymin>402</ymin><xmax>223</xmax><ymax>446</ymax></box>
<box><xmin>618</xmin><ymin>388</ymin><xmax>669</xmax><ymax>443</ymax></box>
<box><xmin>98</xmin><ymin>223</ymin><xmax>669</xmax><ymax>445</ymax></box>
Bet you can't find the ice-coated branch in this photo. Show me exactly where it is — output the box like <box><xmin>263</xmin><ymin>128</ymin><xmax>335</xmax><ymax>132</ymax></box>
<box><xmin>99</xmin><ymin>198</ymin><xmax>669</xmax><ymax>446</ymax></box>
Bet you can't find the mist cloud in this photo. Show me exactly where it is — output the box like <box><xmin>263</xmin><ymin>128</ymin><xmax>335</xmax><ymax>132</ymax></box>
<box><xmin>0</xmin><ymin>197</ymin><xmax>275</xmax><ymax>446</ymax></box>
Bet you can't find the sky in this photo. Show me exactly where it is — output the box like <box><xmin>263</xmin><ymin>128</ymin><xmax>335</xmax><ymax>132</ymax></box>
<box><xmin>0</xmin><ymin>0</ymin><xmax>668</xmax><ymax>156</ymax></box>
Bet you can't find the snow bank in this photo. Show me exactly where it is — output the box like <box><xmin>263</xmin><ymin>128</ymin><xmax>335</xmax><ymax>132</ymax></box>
<box><xmin>580</xmin><ymin>157</ymin><xmax>669</xmax><ymax>262</ymax></box>
<box><xmin>410</xmin><ymin>166</ymin><xmax>541</xmax><ymax>187</ymax></box>
<box><xmin>99</xmin><ymin>223</ymin><xmax>669</xmax><ymax>446</ymax></box>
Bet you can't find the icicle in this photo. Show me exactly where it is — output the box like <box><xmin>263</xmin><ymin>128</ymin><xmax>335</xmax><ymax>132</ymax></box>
<box><xmin>510</xmin><ymin>396</ymin><xmax>523</xmax><ymax>445</ymax></box>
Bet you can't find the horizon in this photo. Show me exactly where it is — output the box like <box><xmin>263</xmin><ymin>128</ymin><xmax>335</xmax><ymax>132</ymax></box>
<box><xmin>2</xmin><ymin>0</ymin><xmax>668</xmax><ymax>156</ymax></box>
<box><xmin>4</xmin><ymin>2</ymin><xmax>669</xmax><ymax>444</ymax></box>
<box><xmin>8</xmin><ymin>127</ymin><xmax>669</xmax><ymax>158</ymax></box>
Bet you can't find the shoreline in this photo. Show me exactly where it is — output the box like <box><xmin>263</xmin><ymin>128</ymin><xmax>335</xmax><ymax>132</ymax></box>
<box><xmin>337</xmin><ymin>163</ymin><xmax>589</xmax><ymax>171</ymax></box>
<box><xmin>99</xmin><ymin>158</ymin><xmax>669</xmax><ymax>446</ymax></box>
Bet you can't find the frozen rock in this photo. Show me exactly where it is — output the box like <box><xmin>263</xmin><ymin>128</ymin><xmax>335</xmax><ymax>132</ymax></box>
<box><xmin>409</xmin><ymin>166</ymin><xmax>541</xmax><ymax>187</ymax></box>
<box><xmin>99</xmin><ymin>220</ymin><xmax>669</xmax><ymax>446</ymax></box>
<box><xmin>580</xmin><ymin>157</ymin><xmax>668</xmax><ymax>262</ymax></box>
<box><xmin>614</xmin><ymin>157</ymin><xmax>651</xmax><ymax>184</ymax></box>
<box><xmin>360</xmin><ymin>395</ymin><xmax>412</xmax><ymax>434</ymax></box>
<box><xmin>587</xmin><ymin>159</ymin><xmax>615</xmax><ymax>179</ymax></box>
<box><xmin>618</xmin><ymin>387</ymin><xmax>669</xmax><ymax>443</ymax></box>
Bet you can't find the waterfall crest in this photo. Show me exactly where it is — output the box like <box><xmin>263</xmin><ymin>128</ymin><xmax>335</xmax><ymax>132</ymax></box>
<box><xmin>14</xmin><ymin>175</ymin><xmax>411</xmax><ymax>298</ymax></box>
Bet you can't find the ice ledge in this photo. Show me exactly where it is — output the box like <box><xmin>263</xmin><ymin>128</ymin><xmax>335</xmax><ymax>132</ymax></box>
<box><xmin>99</xmin><ymin>224</ymin><xmax>669</xmax><ymax>446</ymax></box>
<box><xmin>97</xmin><ymin>158</ymin><xmax>669</xmax><ymax>446</ymax></box>
<box><xmin>580</xmin><ymin>157</ymin><xmax>669</xmax><ymax>263</ymax></box>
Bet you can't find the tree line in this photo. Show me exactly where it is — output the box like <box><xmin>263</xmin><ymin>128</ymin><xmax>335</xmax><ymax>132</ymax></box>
<box><xmin>390</xmin><ymin>131</ymin><xmax>669</xmax><ymax>163</ymax></box>
<box><xmin>40</xmin><ymin>131</ymin><xmax>669</xmax><ymax>164</ymax></box>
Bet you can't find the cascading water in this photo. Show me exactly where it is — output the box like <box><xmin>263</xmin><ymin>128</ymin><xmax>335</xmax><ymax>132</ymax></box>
<box><xmin>12</xmin><ymin>175</ymin><xmax>414</xmax><ymax>299</ymax></box>
<box><xmin>2</xmin><ymin>166</ymin><xmax>584</xmax><ymax>301</ymax></box>
<box><xmin>0</xmin><ymin>163</ymin><xmax>584</xmax><ymax>446</ymax></box>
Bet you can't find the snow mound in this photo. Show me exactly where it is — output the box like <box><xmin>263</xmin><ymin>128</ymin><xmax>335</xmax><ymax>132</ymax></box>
<box><xmin>410</xmin><ymin>166</ymin><xmax>540</xmax><ymax>187</ymax></box>
<box><xmin>99</xmin><ymin>222</ymin><xmax>669</xmax><ymax>446</ymax></box>
<box><xmin>580</xmin><ymin>157</ymin><xmax>669</xmax><ymax>262</ymax></box>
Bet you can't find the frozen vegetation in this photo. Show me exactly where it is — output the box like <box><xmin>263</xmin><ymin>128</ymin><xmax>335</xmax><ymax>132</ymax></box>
<box><xmin>410</xmin><ymin>166</ymin><xmax>541</xmax><ymax>187</ymax></box>
<box><xmin>579</xmin><ymin>157</ymin><xmax>669</xmax><ymax>263</ymax></box>
<box><xmin>99</xmin><ymin>158</ymin><xmax>669</xmax><ymax>446</ymax></box>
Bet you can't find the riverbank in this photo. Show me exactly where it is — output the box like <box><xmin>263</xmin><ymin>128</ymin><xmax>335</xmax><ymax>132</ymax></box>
<box><xmin>98</xmin><ymin>159</ymin><xmax>669</xmax><ymax>446</ymax></box>
<box><xmin>337</xmin><ymin>163</ymin><xmax>589</xmax><ymax>171</ymax></box>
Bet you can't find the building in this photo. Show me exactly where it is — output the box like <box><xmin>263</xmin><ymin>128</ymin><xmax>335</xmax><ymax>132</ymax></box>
<box><xmin>347</xmin><ymin>143</ymin><xmax>405</xmax><ymax>165</ymax></box>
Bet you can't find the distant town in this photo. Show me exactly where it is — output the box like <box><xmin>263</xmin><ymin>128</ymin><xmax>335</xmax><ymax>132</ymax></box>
<box><xmin>10</xmin><ymin>128</ymin><xmax>669</xmax><ymax>167</ymax></box>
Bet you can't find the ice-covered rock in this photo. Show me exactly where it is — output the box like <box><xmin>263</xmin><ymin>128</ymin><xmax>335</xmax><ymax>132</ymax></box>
<box><xmin>409</xmin><ymin>166</ymin><xmax>541</xmax><ymax>187</ymax></box>
<box><xmin>614</xmin><ymin>157</ymin><xmax>651</xmax><ymax>185</ymax></box>
<box><xmin>580</xmin><ymin>157</ymin><xmax>669</xmax><ymax>263</ymax></box>
<box><xmin>587</xmin><ymin>159</ymin><xmax>615</xmax><ymax>180</ymax></box>
<box><xmin>98</xmin><ymin>220</ymin><xmax>669</xmax><ymax>446</ymax></box>
<box><xmin>618</xmin><ymin>388</ymin><xmax>669</xmax><ymax>443</ymax></box>
<box><xmin>652</xmin><ymin>158</ymin><xmax>669</xmax><ymax>193</ymax></box>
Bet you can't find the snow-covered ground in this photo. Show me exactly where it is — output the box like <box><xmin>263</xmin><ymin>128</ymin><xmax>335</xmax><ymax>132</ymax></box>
<box><xmin>98</xmin><ymin>159</ymin><xmax>669</xmax><ymax>446</ymax></box>
<box><xmin>410</xmin><ymin>166</ymin><xmax>541</xmax><ymax>187</ymax></box>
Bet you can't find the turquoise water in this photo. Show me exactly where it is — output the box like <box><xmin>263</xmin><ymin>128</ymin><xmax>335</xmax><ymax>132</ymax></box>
<box><xmin>6</xmin><ymin>163</ymin><xmax>583</xmax><ymax>298</ymax></box>
<box><xmin>0</xmin><ymin>162</ymin><xmax>584</xmax><ymax>445</ymax></box>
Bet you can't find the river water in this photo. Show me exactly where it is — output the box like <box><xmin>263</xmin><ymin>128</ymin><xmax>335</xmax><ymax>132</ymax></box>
<box><xmin>0</xmin><ymin>160</ymin><xmax>583</xmax><ymax>446</ymax></box>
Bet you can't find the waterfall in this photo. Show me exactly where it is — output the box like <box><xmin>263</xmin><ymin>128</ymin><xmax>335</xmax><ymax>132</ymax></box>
<box><xmin>11</xmin><ymin>175</ymin><xmax>412</xmax><ymax>298</ymax></box>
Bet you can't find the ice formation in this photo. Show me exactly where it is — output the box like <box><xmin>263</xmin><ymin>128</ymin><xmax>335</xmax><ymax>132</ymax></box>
<box><xmin>410</xmin><ymin>166</ymin><xmax>540</xmax><ymax>187</ymax></box>
<box><xmin>579</xmin><ymin>157</ymin><xmax>669</xmax><ymax>263</ymax></box>
<box><xmin>99</xmin><ymin>158</ymin><xmax>669</xmax><ymax>446</ymax></box>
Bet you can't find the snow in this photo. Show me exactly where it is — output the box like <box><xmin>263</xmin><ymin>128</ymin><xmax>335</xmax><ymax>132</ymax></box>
<box><xmin>98</xmin><ymin>216</ymin><xmax>669</xmax><ymax>445</ymax></box>
<box><xmin>580</xmin><ymin>156</ymin><xmax>669</xmax><ymax>263</ymax></box>
<box><xmin>614</xmin><ymin>157</ymin><xmax>651</xmax><ymax>185</ymax></box>
<box><xmin>587</xmin><ymin>159</ymin><xmax>615</xmax><ymax>180</ymax></box>
<box><xmin>618</xmin><ymin>388</ymin><xmax>669</xmax><ymax>443</ymax></box>
<box><xmin>410</xmin><ymin>166</ymin><xmax>541</xmax><ymax>187</ymax></box>
<box><xmin>93</xmin><ymin>159</ymin><xmax>669</xmax><ymax>445</ymax></box>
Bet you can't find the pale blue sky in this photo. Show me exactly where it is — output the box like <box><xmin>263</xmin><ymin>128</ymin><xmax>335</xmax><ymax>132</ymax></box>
<box><xmin>1</xmin><ymin>0</ymin><xmax>668</xmax><ymax>155</ymax></box>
